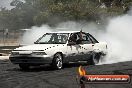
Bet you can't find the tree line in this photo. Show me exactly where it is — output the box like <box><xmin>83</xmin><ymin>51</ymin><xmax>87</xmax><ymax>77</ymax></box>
<box><xmin>0</xmin><ymin>0</ymin><xmax>131</xmax><ymax>30</ymax></box>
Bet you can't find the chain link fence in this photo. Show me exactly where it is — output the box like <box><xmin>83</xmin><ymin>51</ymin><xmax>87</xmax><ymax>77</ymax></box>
<box><xmin>0</xmin><ymin>29</ymin><xmax>24</xmax><ymax>46</ymax></box>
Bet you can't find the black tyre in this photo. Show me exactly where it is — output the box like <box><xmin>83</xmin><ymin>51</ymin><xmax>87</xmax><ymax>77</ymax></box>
<box><xmin>87</xmin><ymin>57</ymin><xmax>94</xmax><ymax>65</ymax></box>
<box><xmin>52</xmin><ymin>53</ymin><xmax>63</xmax><ymax>70</ymax></box>
<box><xmin>92</xmin><ymin>53</ymin><xmax>101</xmax><ymax>65</ymax></box>
<box><xmin>19</xmin><ymin>64</ymin><xmax>30</xmax><ymax>70</ymax></box>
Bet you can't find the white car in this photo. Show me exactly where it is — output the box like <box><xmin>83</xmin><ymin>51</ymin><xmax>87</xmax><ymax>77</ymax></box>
<box><xmin>9</xmin><ymin>31</ymin><xmax>107</xmax><ymax>70</ymax></box>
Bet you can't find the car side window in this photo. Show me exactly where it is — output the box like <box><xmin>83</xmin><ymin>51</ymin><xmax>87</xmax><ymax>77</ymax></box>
<box><xmin>68</xmin><ymin>32</ymin><xmax>96</xmax><ymax>44</ymax></box>
<box><xmin>68</xmin><ymin>33</ymin><xmax>78</xmax><ymax>44</ymax></box>
<box><xmin>88</xmin><ymin>34</ymin><xmax>99</xmax><ymax>43</ymax></box>
<box><xmin>81</xmin><ymin>33</ymin><xmax>92</xmax><ymax>44</ymax></box>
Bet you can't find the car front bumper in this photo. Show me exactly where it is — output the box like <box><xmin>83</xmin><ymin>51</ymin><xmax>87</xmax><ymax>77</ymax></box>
<box><xmin>9</xmin><ymin>54</ymin><xmax>53</xmax><ymax>65</ymax></box>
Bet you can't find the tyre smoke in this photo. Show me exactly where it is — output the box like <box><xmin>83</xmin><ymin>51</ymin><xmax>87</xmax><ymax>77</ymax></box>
<box><xmin>20</xmin><ymin>25</ymin><xmax>52</xmax><ymax>44</ymax></box>
<box><xmin>20</xmin><ymin>9</ymin><xmax>132</xmax><ymax>64</ymax></box>
<box><xmin>98</xmin><ymin>10</ymin><xmax>132</xmax><ymax>64</ymax></box>
<box><xmin>0</xmin><ymin>0</ymin><xmax>14</xmax><ymax>10</ymax></box>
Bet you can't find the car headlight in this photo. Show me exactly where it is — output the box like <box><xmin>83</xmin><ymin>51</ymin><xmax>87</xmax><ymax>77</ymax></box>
<box><xmin>11</xmin><ymin>52</ymin><xmax>19</xmax><ymax>55</ymax></box>
<box><xmin>32</xmin><ymin>52</ymin><xmax>47</xmax><ymax>55</ymax></box>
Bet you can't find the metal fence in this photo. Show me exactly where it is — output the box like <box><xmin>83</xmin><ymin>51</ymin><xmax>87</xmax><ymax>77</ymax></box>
<box><xmin>0</xmin><ymin>30</ymin><xmax>23</xmax><ymax>46</ymax></box>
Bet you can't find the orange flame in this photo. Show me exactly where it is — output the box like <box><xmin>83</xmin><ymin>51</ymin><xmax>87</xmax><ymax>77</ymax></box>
<box><xmin>78</xmin><ymin>66</ymin><xmax>86</xmax><ymax>76</ymax></box>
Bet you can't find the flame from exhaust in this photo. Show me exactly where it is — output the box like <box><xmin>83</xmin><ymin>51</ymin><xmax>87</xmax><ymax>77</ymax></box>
<box><xmin>78</xmin><ymin>66</ymin><xmax>86</xmax><ymax>76</ymax></box>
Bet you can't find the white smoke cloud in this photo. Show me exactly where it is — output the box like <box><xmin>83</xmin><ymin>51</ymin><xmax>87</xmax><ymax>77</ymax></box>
<box><xmin>20</xmin><ymin>9</ymin><xmax>132</xmax><ymax>64</ymax></box>
<box><xmin>20</xmin><ymin>21</ymin><xmax>100</xmax><ymax>45</ymax></box>
<box><xmin>56</xmin><ymin>21</ymin><xmax>101</xmax><ymax>37</ymax></box>
<box><xmin>0</xmin><ymin>0</ymin><xmax>14</xmax><ymax>10</ymax></box>
<box><xmin>99</xmin><ymin>12</ymin><xmax>132</xmax><ymax>64</ymax></box>
<box><xmin>20</xmin><ymin>25</ymin><xmax>52</xmax><ymax>44</ymax></box>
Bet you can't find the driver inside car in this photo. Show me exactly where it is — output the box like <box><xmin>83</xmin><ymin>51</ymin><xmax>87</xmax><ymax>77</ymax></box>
<box><xmin>69</xmin><ymin>31</ymin><xmax>83</xmax><ymax>44</ymax></box>
<box><xmin>69</xmin><ymin>33</ymin><xmax>77</xmax><ymax>44</ymax></box>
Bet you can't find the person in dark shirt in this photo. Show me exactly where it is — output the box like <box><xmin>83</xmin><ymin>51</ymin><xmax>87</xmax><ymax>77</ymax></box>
<box><xmin>69</xmin><ymin>33</ymin><xmax>77</xmax><ymax>45</ymax></box>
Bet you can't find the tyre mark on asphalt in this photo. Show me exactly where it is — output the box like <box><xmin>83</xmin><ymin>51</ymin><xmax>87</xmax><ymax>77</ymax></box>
<box><xmin>12</xmin><ymin>70</ymin><xmax>76</xmax><ymax>88</ymax></box>
<box><xmin>0</xmin><ymin>63</ymin><xmax>78</xmax><ymax>88</ymax></box>
<box><xmin>1</xmin><ymin>60</ymin><xmax>132</xmax><ymax>88</ymax></box>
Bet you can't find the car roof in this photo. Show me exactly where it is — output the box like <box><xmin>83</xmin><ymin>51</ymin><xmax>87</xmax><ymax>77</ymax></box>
<box><xmin>47</xmin><ymin>31</ymin><xmax>81</xmax><ymax>33</ymax></box>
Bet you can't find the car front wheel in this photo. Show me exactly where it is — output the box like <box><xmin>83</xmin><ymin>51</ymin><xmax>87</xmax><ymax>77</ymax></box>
<box><xmin>52</xmin><ymin>53</ymin><xmax>63</xmax><ymax>70</ymax></box>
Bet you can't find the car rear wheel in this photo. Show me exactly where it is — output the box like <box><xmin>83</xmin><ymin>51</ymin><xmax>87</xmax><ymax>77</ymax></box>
<box><xmin>52</xmin><ymin>53</ymin><xmax>63</xmax><ymax>70</ymax></box>
<box><xmin>92</xmin><ymin>53</ymin><xmax>101</xmax><ymax>65</ymax></box>
<box><xmin>19</xmin><ymin>64</ymin><xmax>30</xmax><ymax>70</ymax></box>
<box><xmin>87</xmin><ymin>53</ymin><xmax>101</xmax><ymax>65</ymax></box>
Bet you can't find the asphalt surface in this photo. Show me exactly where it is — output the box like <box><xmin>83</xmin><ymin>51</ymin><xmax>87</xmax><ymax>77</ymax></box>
<box><xmin>0</xmin><ymin>58</ymin><xmax>132</xmax><ymax>88</ymax></box>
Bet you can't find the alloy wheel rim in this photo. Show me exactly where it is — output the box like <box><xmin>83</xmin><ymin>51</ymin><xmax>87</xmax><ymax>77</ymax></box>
<box><xmin>56</xmin><ymin>55</ymin><xmax>62</xmax><ymax>69</ymax></box>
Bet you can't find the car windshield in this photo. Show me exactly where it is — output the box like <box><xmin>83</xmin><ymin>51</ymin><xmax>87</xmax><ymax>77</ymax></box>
<box><xmin>35</xmin><ymin>33</ymin><xmax>69</xmax><ymax>44</ymax></box>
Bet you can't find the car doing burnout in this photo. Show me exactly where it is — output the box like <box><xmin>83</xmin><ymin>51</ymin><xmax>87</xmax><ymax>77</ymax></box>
<box><xmin>9</xmin><ymin>31</ymin><xmax>107</xmax><ymax>70</ymax></box>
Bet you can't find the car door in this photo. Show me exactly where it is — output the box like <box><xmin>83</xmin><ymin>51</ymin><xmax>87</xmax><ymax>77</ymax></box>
<box><xmin>66</xmin><ymin>33</ymin><xmax>83</xmax><ymax>62</ymax></box>
<box><xmin>80</xmin><ymin>33</ymin><xmax>94</xmax><ymax>61</ymax></box>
